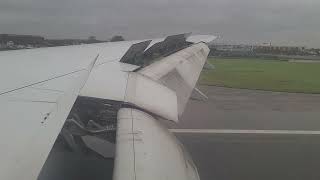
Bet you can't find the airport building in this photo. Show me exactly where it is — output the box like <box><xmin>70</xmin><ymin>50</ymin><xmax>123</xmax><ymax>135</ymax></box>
<box><xmin>210</xmin><ymin>43</ymin><xmax>307</xmax><ymax>56</ymax></box>
<box><xmin>254</xmin><ymin>45</ymin><xmax>305</xmax><ymax>55</ymax></box>
<box><xmin>0</xmin><ymin>34</ymin><xmax>45</xmax><ymax>46</ymax></box>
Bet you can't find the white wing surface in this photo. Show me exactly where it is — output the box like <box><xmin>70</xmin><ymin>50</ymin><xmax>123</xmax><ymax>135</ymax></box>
<box><xmin>0</xmin><ymin>57</ymin><xmax>96</xmax><ymax>179</ymax></box>
<box><xmin>0</xmin><ymin>34</ymin><xmax>216</xmax><ymax>180</ymax></box>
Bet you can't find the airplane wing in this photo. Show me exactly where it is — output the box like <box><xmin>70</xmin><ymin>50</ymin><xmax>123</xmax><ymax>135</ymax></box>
<box><xmin>0</xmin><ymin>33</ymin><xmax>215</xmax><ymax>180</ymax></box>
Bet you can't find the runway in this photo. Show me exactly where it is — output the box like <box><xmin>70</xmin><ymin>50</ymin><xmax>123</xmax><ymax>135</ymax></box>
<box><xmin>174</xmin><ymin>85</ymin><xmax>320</xmax><ymax>180</ymax></box>
<box><xmin>177</xmin><ymin>132</ymin><xmax>320</xmax><ymax>180</ymax></box>
<box><xmin>174</xmin><ymin>86</ymin><xmax>320</xmax><ymax>130</ymax></box>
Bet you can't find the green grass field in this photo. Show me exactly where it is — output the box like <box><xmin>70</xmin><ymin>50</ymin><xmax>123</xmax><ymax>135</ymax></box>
<box><xmin>199</xmin><ymin>58</ymin><xmax>320</xmax><ymax>93</ymax></box>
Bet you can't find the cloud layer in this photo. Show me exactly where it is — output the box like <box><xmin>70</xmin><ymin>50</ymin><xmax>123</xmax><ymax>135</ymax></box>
<box><xmin>0</xmin><ymin>0</ymin><xmax>319</xmax><ymax>47</ymax></box>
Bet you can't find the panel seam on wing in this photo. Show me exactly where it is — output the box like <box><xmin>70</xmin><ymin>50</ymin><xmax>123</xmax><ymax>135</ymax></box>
<box><xmin>130</xmin><ymin>108</ymin><xmax>137</xmax><ymax>180</ymax></box>
<box><xmin>0</xmin><ymin>69</ymin><xmax>87</xmax><ymax>96</ymax></box>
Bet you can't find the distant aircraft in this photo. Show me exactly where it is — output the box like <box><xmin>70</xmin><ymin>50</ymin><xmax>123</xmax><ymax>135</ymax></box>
<box><xmin>0</xmin><ymin>33</ymin><xmax>216</xmax><ymax>180</ymax></box>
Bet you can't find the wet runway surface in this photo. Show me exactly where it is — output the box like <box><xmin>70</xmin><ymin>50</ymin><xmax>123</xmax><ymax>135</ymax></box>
<box><xmin>39</xmin><ymin>86</ymin><xmax>320</xmax><ymax>180</ymax></box>
<box><xmin>175</xmin><ymin>86</ymin><xmax>320</xmax><ymax>130</ymax></box>
<box><xmin>178</xmin><ymin>133</ymin><xmax>320</xmax><ymax>180</ymax></box>
<box><xmin>175</xmin><ymin>86</ymin><xmax>320</xmax><ymax>180</ymax></box>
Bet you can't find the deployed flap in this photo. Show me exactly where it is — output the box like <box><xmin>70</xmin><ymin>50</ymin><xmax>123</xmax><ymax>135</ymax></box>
<box><xmin>0</xmin><ymin>58</ymin><xmax>96</xmax><ymax>180</ymax></box>
<box><xmin>114</xmin><ymin>108</ymin><xmax>200</xmax><ymax>180</ymax></box>
<box><xmin>125</xmin><ymin>72</ymin><xmax>178</xmax><ymax>122</ymax></box>
<box><xmin>139</xmin><ymin>43</ymin><xmax>210</xmax><ymax>117</ymax></box>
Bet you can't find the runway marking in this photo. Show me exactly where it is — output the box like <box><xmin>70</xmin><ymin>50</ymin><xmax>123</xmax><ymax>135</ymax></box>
<box><xmin>170</xmin><ymin>129</ymin><xmax>320</xmax><ymax>135</ymax></box>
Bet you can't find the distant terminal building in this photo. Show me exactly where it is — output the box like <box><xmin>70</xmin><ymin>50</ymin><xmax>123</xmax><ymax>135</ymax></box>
<box><xmin>254</xmin><ymin>44</ymin><xmax>305</xmax><ymax>55</ymax></box>
<box><xmin>209</xmin><ymin>44</ymin><xmax>254</xmax><ymax>57</ymax></box>
<box><xmin>0</xmin><ymin>34</ymin><xmax>45</xmax><ymax>46</ymax></box>
<box><xmin>45</xmin><ymin>39</ymin><xmax>83</xmax><ymax>47</ymax></box>
<box><xmin>211</xmin><ymin>44</ymin><xmax>254</xmax><ymax>52</ymax></box>
<box><xmin>209</xmin><ymin>43</ymin><xmax>307</xmax><ymax>57</ymax></box>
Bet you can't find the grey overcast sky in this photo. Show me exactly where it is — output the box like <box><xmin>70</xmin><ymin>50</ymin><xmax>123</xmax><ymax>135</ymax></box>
<box><xmin>0</xmin><ymin>0</ymin><xmax>320</xmax><ymax>47</ymax></box>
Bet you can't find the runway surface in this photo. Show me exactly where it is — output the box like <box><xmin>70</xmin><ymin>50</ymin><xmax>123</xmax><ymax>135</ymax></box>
<box><xmin>174</xmin><ymin>86</ymin><xmax>320</xmax><ymax>180</ymax></box>
<box><xmin>174</xmin><ymin>86</ymin><xmax>320</xmax><ymax>130</ymax></box>
<box><xmin>177</xmin><ymin>132</ymin><xmax>320</xmax><ymax>180</ymax></box>
<box><xmin>39</xmin><ymin>86</ymin><xmax>320</xmax><ymax>180</ymax></box>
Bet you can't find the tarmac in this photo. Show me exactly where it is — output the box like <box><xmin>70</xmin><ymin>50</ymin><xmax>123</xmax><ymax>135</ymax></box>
<box><xmin>175</xmin><ymin>85</ymin><xmax>320</xmax><ymax>180</ymax></box>
<box><xmin>174</xmin><ymin>85</ymin><xmax>320</xmax><ymax>130</ymax></box>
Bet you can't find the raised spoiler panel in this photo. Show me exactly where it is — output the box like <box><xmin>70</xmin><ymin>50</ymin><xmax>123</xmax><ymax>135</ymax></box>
<box><xmin>114</xmin><ymin>108</ymin><xmax>200</xmax><ymax>180</ymax></box>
